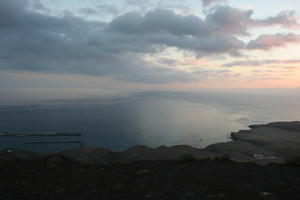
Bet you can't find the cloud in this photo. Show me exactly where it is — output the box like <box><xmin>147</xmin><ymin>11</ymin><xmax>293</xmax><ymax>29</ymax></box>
<box><xmin>204</xmin><ymin>6</ymin><xmax>253</xmax><ymax>36</ymax></box>
<box><xmin>79</xmin><ymin>8</ymin><xmax>98</xmax><ymax>16</ymax></box>
<box><xmin>202</xmin><ymin>0</ymin><xmax>226</xmax><ymax>8</ymax></box>
<box><xmin>0</xmin><ymin>0</ymin><xmax>299</xmax><ymax>84</ymax></box>
<box><xmin>223</xmin><ymin>59</ymin><xmax>300</xmax><ymax>67</ymax></box>
<box><xmin>79</xmin><ymin>4</ymin><xmax>119</xmax><ymax>17</ymax></box>
<box><xmin>97</xmin><ymin>4</ymin><xmax>120</xmax><ymax>16</ymax></box>
<box><xmin>205</xmin><ymin>6</ymin><xmax>300</xmax><ymax>36</ymax></box>
<box><xmin>124</xmin><ymin>0</ymin><xmax>193</xmax><ymax>15</ymax></box>
<box><xmin>247</xmin><ymin>34</ymin><xmax>300</xmax><ymax>50</ymax></box>
<box><xmin>109</xmin><ymin>9</ymin><xmax>204</xmax><ymax>36</ymax></box>
<box><xmin>191</xmin><ymin>69</ymin><xmax>242</xmax><ymax>80</ymax></box>
<box><xmin>256</xmin><ymin>11</ymin><xmax>300</xmax><ymax>28</ymax></box>
<box><xmin>193</xmin><ymin>69</ymin><xmax>232</xmax><ymax>75</ymax></box>
<box><xmin>157</xmin><ymin>58</ymin><xmax>178</xmax><ymax>66</ymax></box>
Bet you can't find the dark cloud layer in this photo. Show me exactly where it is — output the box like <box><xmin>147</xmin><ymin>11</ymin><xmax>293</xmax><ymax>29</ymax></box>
<box><xmin>0</xmin><ymin>0</ymin><xmax>299</xmax><ymax>83</ymax></box>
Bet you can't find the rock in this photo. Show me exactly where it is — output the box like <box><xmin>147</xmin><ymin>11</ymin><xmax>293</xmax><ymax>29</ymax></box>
<box><xmin>0</xmin><ymin>149</ymin><xmax>42</xmax><ymax>162</ymax></box>
<box><xmin>61</xmin><ymin>147</ymin><xmax>112</xmax><ymax>165</ymax></box>
<box><xmin>179</xmin><ymin>165</ymin><xmax>186</xmax><ymax>169</ymax></box>
<box><xmin>259</xmin><ymin>191</ymin><xmax>277</xmax><ymax>199</ymax></box>
<box><xmin>285</xmin><ymin>156</ymin><xmax>300</xmax><ymax>166</ymax></box>
<box><xmin>137</xmin><ymin>169</ymin><xmax>150</xmax><ymax>176</ymax></box>
<box><xmin>48</xmin><ymin>162</ymin><xmax>59</xmax><ymax>172</ymax></box>
<box><xmin>113</xmin><ymin>182</ymin><xmax>123</xmax><ymax>191</ymax></box>
<box><xmin>231</xmin><ymin>132</ymin><xmax>239</xmax><ymax>140</ymax></box>
<box><xmin>48</xmin><ymin>156</ymin><xmax>63</xmax><ymax>164</ymax></box>
<box><xmin>47</xmin><ymin>156</ymin><xmax>63</xmax><ymax>172</ymax></box>
<box><xmin>178</xmin><ymin>153</ymin><xmax>195</xmax><ymax>162</ymax></box>
<box><xmin>220</xmin><ymin>154</ymin><xmax>231</xmax><ymax>161</ymax></box>
<box><xmin>265</xmin><ymin>121</ymin><xmax>300</xmax><ymax>132</ymax></box>
<box><xmin>182</xmin><ymin>191</ymin><xmax>194</xmax><ymax>198</ymax></box>
<box><xmin>260</xmin><ymin>192</ymin><xmax>271</xmax><ymax>197</ymax></box>
<box><xmin>145</xmin><ymin>194</ymin><xmax>154</xmax><ymax>198</ymax></box>
<box><xmin>56</xmin><ymin>189</ymin><xmax>65</xmax><ymax>194</ymax></box>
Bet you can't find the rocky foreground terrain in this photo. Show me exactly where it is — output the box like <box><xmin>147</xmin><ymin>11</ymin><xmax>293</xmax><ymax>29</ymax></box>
<box><xmin>1</xmin><ymin>156</ymin><xmax>300</xmax><ymax>200</ymax></box>
<box><xmin>1</xmin><ymin>121</ymin><xmax>300</xmax><ymax>199</ymax></box>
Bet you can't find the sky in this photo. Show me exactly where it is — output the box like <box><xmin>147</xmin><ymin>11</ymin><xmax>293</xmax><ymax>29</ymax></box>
<box><xmin>0</xmin><ymin>0</ymin><xmax>300</xmax><ymax>104</ymax></box>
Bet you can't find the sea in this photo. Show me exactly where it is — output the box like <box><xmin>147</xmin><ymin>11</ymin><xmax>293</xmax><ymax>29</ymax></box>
<box><xmin>0</xmin><ymin>90</ymin><xmax>300</xmax><ymax>152</ymax></box>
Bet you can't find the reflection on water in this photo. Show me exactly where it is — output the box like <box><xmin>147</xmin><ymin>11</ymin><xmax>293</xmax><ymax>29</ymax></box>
<box><xmin>0</xmin><ymin>91</ymin><xmax>299</xmax><ymax>151</ymax></box>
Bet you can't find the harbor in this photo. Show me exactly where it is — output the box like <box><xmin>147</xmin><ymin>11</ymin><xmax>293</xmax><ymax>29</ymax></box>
<box><xmin>0</xmin><ymin>132</ymin><xmax>85</xmax><ymax>153</ymax></box>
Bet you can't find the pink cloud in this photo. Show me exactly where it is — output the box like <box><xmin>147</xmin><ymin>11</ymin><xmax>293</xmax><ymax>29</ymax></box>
<box><xmin>255</xmin><ymin>11</ymin><xmax>300</xmax><ymax>29</ymax></box>
<box><xmin>247</xmin><ymin>33</ymin><xmax>300</xmax><ymax>50</ymax></box>
<box><xmin>223</xmin><ymin>59</ymin><xmax>300</xmax><ymax>67</ymax></box>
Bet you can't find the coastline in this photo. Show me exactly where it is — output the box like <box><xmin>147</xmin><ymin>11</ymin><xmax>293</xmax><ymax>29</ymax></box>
<box><xmin>1</xmin><ymin>121</ymin><xmax>300</xmax><ymax>199</ymax></box>
<box><xmin>1</xmin><ymin>121</ymin><xmax>300</xmax><ymax>165</ymax></box>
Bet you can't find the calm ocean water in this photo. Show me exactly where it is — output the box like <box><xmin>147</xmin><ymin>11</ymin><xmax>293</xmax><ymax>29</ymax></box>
<box><xmin>0</xmin><ymin>91</ymin><xmax>300</xmax><ymax>151</ymax></box>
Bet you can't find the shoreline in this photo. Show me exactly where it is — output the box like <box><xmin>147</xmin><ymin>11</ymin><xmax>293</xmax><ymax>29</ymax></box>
<box><xmin>1</xmin><ymin>121</ymin><xmax>300</xmax><ymax>165</ymax></box>
<box><xmin>1</xmin><ymin>123</ymin><xmax>300</xmax><ymax>199</ymax></box>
